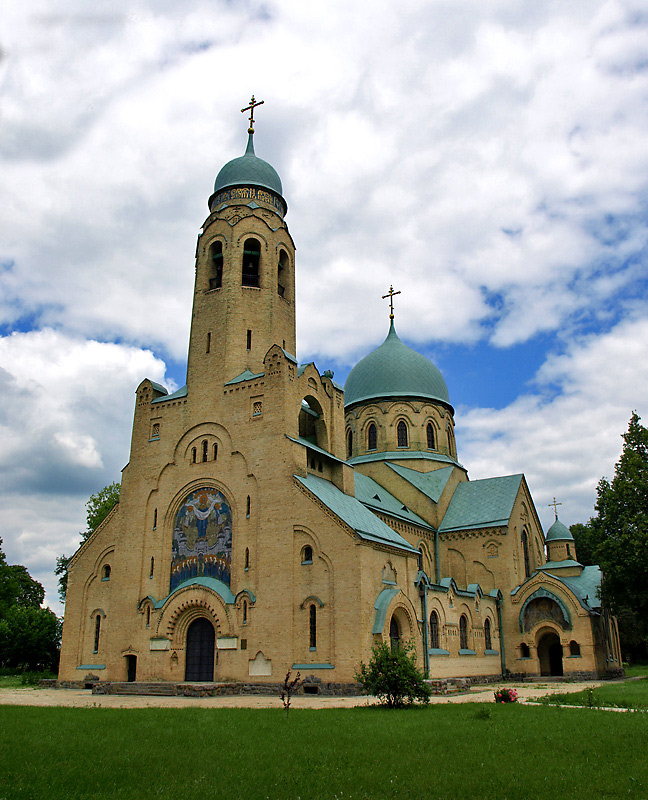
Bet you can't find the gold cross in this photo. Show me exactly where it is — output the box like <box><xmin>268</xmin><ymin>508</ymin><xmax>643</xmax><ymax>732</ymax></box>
<box><xmin>382</xmin><ymin>286</ymin><xmax>401</xmax><ymax>320</ymax></box>
<box><xmin>548</xmin><ymin>497</ymin><xmax>562</xmax><ymax>520</ymax></box>
<box><xmin>241</xmin><ymin>95</ymin><xmax>264</xmax><ymax>133</ymax></box>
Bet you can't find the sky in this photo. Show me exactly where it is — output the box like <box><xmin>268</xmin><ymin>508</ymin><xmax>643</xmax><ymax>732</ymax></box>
<box><xmin>2</xmin><ymin>0</ymin><xmax>648</xmax><ymax>614</ymax></box>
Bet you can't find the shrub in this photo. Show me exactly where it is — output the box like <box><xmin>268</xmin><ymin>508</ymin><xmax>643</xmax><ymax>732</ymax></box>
<box><xmin>494</xmin><ymin>687</ymin><xmax>518</xmax><ymax>703</ymax></box>
<box><xmin>355</xmin><ymin>641</ymin><xmax>431</xmax><ymax>708</ymax></box>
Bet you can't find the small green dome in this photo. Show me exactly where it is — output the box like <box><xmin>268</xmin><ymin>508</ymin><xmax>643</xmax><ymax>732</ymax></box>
<box><xmin>214</xmin><ymin>133</ymin><xmax>283</xmax><ymax>196</ymax></box>
<box><xmin>545</xmin><ymin>518</ymin><xmax>574</xmax><ymax>542</ymax></box>
<box><xmin>344</xmin><ymin>322</ymin><xmax>451</xmax><ymax>409</ymax></box>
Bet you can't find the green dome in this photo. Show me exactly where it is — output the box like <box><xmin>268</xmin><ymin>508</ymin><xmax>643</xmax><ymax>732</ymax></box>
<box><xmin>344</xmin><ymin>322</ymin><xmax>451</xmax><ymax>409</ymax></box>
<box><xmin>545</xmin><ymin>518</ymin><xmax>573</xmax><ymax>542</ymax></box>
<box><xmin>214</xmin><ymin>133</ymin><xmax>283</xmax><ymax>196</ymax></box>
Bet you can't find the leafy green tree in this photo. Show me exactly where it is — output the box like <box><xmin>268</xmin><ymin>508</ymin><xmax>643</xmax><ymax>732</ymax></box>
<box><xmin>355</xmin><ymin>641</ymin><xmax>431</xmax><ymax>707</ymax></box>
<box><xmin>0</xmin><ymin>538</ymin><xmax>45</xmax><ymax>616</ymax></box>
<box><xmin>575</xmin><ymin>413</ymin><xmax>648</xmax><ymax>661</ymax></box>
<box><xmin>56</xmin><ymin>482</ymin><xmax>120</xmax><ymax>602</ymax></box>
<box><xmin>569</xmin><ymin>522</ymin><xmax>597</xmax><ymax>567</ymax></box>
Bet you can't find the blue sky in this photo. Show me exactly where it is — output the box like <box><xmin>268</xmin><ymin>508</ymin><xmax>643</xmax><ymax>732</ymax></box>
<box><xmin>2</xmin><ymin>0</ymin><xmax>648</xmax><ymax>613</ymax></box>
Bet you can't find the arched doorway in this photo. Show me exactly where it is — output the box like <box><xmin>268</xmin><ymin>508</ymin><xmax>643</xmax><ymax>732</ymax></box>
<box><xmin>389</xmin><ymin>615</ymin><xmax>401</xmax><ymax>652</ymax></box>
<box><xmin>125</xmin><ymin>654</ymin><xmax>137</xmax><ymax>682</ymax></box>
<box><xmin>185</xmin><ymin>618</ymin><xmax>215</xmax><ymax>681</ymax></box>
<box><xmin>537</xmin><ymin>631</ymin><xmax>563</xmax><ymax>676</ymax></box>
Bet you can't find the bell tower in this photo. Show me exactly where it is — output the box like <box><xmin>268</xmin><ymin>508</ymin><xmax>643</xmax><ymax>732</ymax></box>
<box><xmin>186</xmin><ymin>98</ymin><xmax>296</xmax><ymax>401</ymax></box>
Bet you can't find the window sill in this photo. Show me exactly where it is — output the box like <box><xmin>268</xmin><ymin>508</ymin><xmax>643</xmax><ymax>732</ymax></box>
<box><xmin>101</xmin><ymin>578</ymin><xmax>110</xmax><ymax>582</ymax></box>
<box><xmin>484</xmin><ymin>649</ymin><xmax>499</xmax><ymax>656</ymax></box>
<box><xmin>301</xmin><ymin>560</ymin><xmax>313</xmax><ymax>566</ymax></box>
<box><xmin>428</xmin><ymin>648</ymin><xmax>450</xmax><ymax>656</ymax></box>
<box><xmin>566</xmin><ymin>655</ymin><xmax>582</xmax><ymax>659</ymax></box>
<box><xmin>459</xmin><ymin>649</ymin><xmax>476</xmax><ymax>656</ymax></box>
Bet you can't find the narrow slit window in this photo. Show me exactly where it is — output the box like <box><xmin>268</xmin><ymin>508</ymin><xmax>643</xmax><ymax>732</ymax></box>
<box><xmin>202</xmin><ymin>440</ymin><xmax>208</xmax><ymax>462</ymax></box>
<box><xmin>153</xmin><ymin>508</ymin><xmax>157</xmax><ymax>529</ymax></box>
<box><xmin>213</xmin><ymin>443</ymin><xmax>218</xmax><ymax>460</ymax></box>
<box><xmin>278</xmin><ymin>249</ymin><xmax>288</xmax><ymax>297</ymax></box>
<box><xmin>102</xmin><ymin>565</ymin><xmax>111</xmax><ymax>580</ymax></box>
<box><xmin>94</xmin><ymin>615</ymin><xmax>101</xmax><ymax>653</ymax></box>
<box><xmin>146</xmin><ymin>607</ymin><xmax>150</xmax><ymax>627</ymax></box>
<box><xmin>309</xmin><ymin>604</ymin><xmax>317</xmax><ymax>649</ymax></box>
<box><xmin>346</xmin><ymin>429</ymin><xmax>353</xmax><ymax>459</ymax></box>
<box><xmin>150</xmin><ymin>557</ymin><xmax>155</xmax><ymax>578</ymax></box>
<box><xmin>247</xmin><ymin>330</ymin><xmax>252</xmax><ymax>351</ymax></box>
<box><xmin>522</xmin><ymin>529</ymin><xmax>531</xmax><ymax>578</ymax></box>
<box><xmin>206</xmin><ymin>332</ymin><xmax>211</xmax><ymax>353</ymax></box>
<box><xmin>368</xmin><ymin>423</ymin><xmax>377</xmax><ymax>451</ymax></box>
<box><xmin>191</xmin><ymin>447</ymin><xmax>197</xmax><ymax>464</ymax></box>
<box><xmin>246</xmin><ymin>495</ymin><xmax>251</xmax><ymax>518</ymax></box>
<box><xmin>242</xmin><ymin>238</ymin><xmax>260</xmax><ymax>287</ymax></box>
<box><xmin>210</xmin><ymin>241</ymin><xmax>223</xmax><ymax>289</ymax></box>
<box><xmin>243</xmin><ymin>600</ymin><xmax>248</xmax><ymax>624</ymax></box>
<box><xmin>397</xmin><ymin>420</ymin><xmax>408</xmax><ymax>448</ymax></box>
<box><xmin>459</xmin><ymin>615</ymin><xmax>468</xmax><ymax>650</ymax></box>
<box><xmin>244</xmin><ymin>548</ymin><xmax>250</xmax><ymax>570</ymax></box>
<box><xmin>429</xmin><ymin>611</ymin><xmax>439</xmax><ymax>649</ymax></box>
<box><xmin>484</xmin><ymin>618</ymin><xmax>492</xmax><ymax>651</ymax></box>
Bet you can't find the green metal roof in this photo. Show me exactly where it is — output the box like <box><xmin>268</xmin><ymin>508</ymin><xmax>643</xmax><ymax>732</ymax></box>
<box><xmin>344</xmin><ymin>321</ymin><xmax>450</xmax><ymax>409</ymax></box>
<box><xmin>151</xmin><ymin>385</ymin><xmax>188</xmax><ymax>404</ymax></box>
<box><xmin>224</xmin><ymin>369</ymin><xmax>265</xmax><ymax>386</ymax></box>
<box><xmin>439</xmin><ymin>474</ymin><xmax>523</xmax><ymax>532</ymax></box>
<box><xmin>348</xmin><ymin>450</ymin><xmax>464</xmax><ymax>469</ymax></box>
<box><xmin>545</xmin><ymin>517</ymin><xmax>574</xmax><ymax>542</ymax></box>
<box><xmin>214</xmin><ymin>133</ymin><xmax>283</xmax><ymax>197</ymax></box>
<box><xmin>295</xmin><ymin>473</ymin><xmax>418</xmax><ymax>554</ymax></box>
<box><xmin>387</xmin><ymin>463</ymin><xmax>454</xmax><ymax>504</ymax></box>
<box><xmin>286</xmin><ymin>435</ymin><xmax>349</xmax><ymax>466</ymax></box>
<box><xmin>353</xmin><ymin>472</ymin><xmax>434</xmax><ymax>530</ymax></box>
<box><xmin>553</xmin><ymin>565</ymin><xmax>602</xmax><ymax>611</ymax></box>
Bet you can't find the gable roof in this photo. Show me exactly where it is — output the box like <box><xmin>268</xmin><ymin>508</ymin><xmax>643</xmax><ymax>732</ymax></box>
<box><xmin>543</xmin><ymin>565</ymin><xmax>602</xmax><ymax>612</ymax></box>
<box><xmin>386</xmin><ymin>463</ymin><xmax>454</xmax><ymax>504</ymax></box>
<box><xmin>353</xmin><ymin>472</ymin><xmax>434</xmax><ymax>530</ymax></box>
<box><xmin>439</xmin><ymin>474</ymin><xmax>524</xmax><ymax>532</ymax></box>
<box><xmin>295</xmin><ymin>473</ymin><xmax>418</xmax><ymax>554</ymax></box>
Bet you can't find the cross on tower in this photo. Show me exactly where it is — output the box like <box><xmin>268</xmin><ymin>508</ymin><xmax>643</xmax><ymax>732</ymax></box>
<box><xmin>241</xmin><ymin>95</ymin><xmax>264</xmax><ymax>134</ymax></box>
<box><xmin>548</xmin><ymin>497</ymin><xmax>562</xmax><ymax>520</ymax></box>
<box><xmin>382</xmin><ymin>285</ymin><xmax>401</xmax><ymax>320</ymax></box>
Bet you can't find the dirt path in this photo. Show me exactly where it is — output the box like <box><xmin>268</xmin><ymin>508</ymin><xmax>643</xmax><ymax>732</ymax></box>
<box><xmin>0</xmin><ymin>681</ymin><xmax>607</xmax><ymax>710</ymax></box>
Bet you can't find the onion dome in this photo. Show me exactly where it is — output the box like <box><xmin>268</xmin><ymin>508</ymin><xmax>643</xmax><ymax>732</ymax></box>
<box><xmin>214</xmin><ymin>133</ymin><xmax>283</xmax><ymax>196</ymax></box>
<box><xmin>545</xmin><ymin>518</ymin><xmax>574</xmax><ymax>542</ymax></box>
<box><xmin>344</xmin><ymin>321</ymin><xmax>451</xmax><ymax>410</ymax></box>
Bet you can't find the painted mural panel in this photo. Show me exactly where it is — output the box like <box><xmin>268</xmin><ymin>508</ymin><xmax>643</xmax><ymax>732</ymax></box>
<box><xmin>170</xmin><ymin>488</ymin><xmax>232</xmax><ymax>592</ymax></box>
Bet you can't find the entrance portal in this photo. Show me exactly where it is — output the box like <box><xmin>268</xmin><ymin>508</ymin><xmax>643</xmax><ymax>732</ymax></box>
<box><xmin>185</xmin><ymin>617</ymin><xmax>215</xmax><ymax>681</ymax></box>
<box><xmin>537</xmin><ymin>631</ymin><xmax>563</xmax><ymax>676</ymax></box>
<box><xmin>126</xmin><ymin>654</ymin><xmax>137</xmax><ymax>682</ymax></box>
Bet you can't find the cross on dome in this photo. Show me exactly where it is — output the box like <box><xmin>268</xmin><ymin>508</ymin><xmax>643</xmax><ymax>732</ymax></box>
<box><xmin>382</xmin><ymin>285</ymin><xmax>401</xmax><ymax>320</ymax></box>
<box><xmin>548</xmin><ymin>497</ymin><xmax>563</xmax><ymax>520</ymax></box>
<box><xmin>241</xmin><ymin>95</ymin><xmax>264</xmax><ymax>134</ymax></box>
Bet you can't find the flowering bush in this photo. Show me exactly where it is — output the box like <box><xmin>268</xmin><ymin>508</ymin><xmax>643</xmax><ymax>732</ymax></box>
<box><xmin>494</xmin><ymin>687</ymin><xmax>518</xmax><ymax>703</ymax></box>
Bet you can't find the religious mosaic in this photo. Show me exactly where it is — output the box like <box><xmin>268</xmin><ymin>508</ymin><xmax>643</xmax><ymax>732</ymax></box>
<box><xmin>170</xmin><ymin>488</ymin><xmax>232</xmax><ymax>592</ymax></box>
<box><xmin>522</xmin><ymin>596</ymin><xmax>569</xmax><ymax>632</ymax></box>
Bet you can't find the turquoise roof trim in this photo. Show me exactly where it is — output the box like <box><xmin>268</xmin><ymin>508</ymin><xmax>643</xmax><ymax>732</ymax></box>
<box><xmin>545</xmin><ymin>518</ymin><xmax>574</xmax><ymax>542</ymax></box>
<box><xmin>292</xmin><ymin>663</ymin><xmax>335</xmax><ymax>670</ymax></box>
<box><xmin>439</xmin><ymin>475</ymin><xmax>523</xmax><ymax>532</ymax></box>
<box><xmin>224</xmin><ymin>369</ymin><xmax>265</xmax><ymax>386</ymax></box>
<box><xmin>541</xmin><ymin>565</ymin><xmax>602</xmax><ymax>612</ymax></box>
<box><xmin>149</xmin><ymin>381</ymin><xmax>167</xmax><ymax>395</ymax></box>
<box><xmin>373</xmin><ymin>587</ymin><xmax>399</xmax><ymax>634</ymax></box>
<box><xmin>77</xmin><ymin>664</ymin><xmax>105</xmax><ymax>670</ymax></box>
<box><xmin>387</xmin><ymin>463</ymin><xmax>454</xmax><ymax>504</ymax></box>
<box><xmin>348</xmin><ymin>451</ymin><xmax>464</xmax><ymax>469</ymax></box>
<box><xmin>354</xmin><ymin>473</ymin><xmax>434</xmax><ymax>530</ymax></box>
<box><xmin>540</xmin><ymin>560</ymin><xmax>582</xmax><ymax>569</ymax></box>
<box><xmin>286</xmin><ymin>436</ymin><xmax>349</xmax><ymax>466</ymax></box>
<box><xmin>295</xmin><ymin>473</ymin><xmax>418</xmax><ymax>554</ymax></box>
<box><xmin>344</xmin><ymin>321</ymin><xmax>451</xmax><ymax>409</ymax></box>
<box><xmin>519</xmin><ymin>588</ymin><xmax>572</xmax><ymax>632</ymax></box>
<box><xmin>152</xmin><ymin>385</ymin><xmax>188</xmax><ymax>404</ymax></box>
<box><xmin>153</xmin><ymin>577</ymin><xmax>236</xmax><ymax>609</ymax></box>
<box><xmin>214</xmin><ymin>133</ymin><xmax>283</xmax><ymax>196</ymax></box>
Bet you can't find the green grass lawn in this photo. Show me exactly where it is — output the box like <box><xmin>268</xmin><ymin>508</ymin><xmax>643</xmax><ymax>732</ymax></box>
<box><xmin>1</xmin><ymin>703</ymin><xmax>647</xmax><ymax>800</ymax></box>
<box><xmin>538</xmin><ymin>676</ymin><xmax>648</xmax><ymax>709</ymax></box>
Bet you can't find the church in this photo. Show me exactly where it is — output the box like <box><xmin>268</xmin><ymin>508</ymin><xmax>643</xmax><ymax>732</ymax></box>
<box><xmin>58</xmin><ymin>101</ymin><xmax>623</xmax><ymax>690</ymax></box>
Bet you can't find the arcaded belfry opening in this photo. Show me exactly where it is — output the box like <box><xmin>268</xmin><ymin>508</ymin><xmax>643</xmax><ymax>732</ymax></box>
<box><xmin>278</xmin><ymin>248</ymin><xmax>288</xmax><ymax>297</ymax></box>
<box><xmin>242</xmin><ymin>238</ymin><xmax>261</xmax><ymax>287</ymax></box>
<box><xmin>299</xmin><ymin>395</ymin><xmax>328</xmax><ymax>451</ymax></box>
<box><xmin>209</xmin><ymin>241</ymin><xmax>223</xmax><ymax>289</ymax></box>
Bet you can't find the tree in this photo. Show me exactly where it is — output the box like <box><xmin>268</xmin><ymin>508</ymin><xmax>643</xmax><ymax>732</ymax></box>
<box><xmin>355</xmin><ymin>641</ymin><xmax>431</xmax><ymax>708</ymax></box>
<box><xmin>57</xmin><ymin>482</ymin><xmax>120</xmax><ymax>602</ymax></box>
<box><xmin>575</xmin><ymin>413</ymin><xmax>648</xmax><ymax>661</ymax></box>
<box><xmin>569</xmin><ymin>522</ymin><xmax>597</xmax><ymax>567</ymax></box>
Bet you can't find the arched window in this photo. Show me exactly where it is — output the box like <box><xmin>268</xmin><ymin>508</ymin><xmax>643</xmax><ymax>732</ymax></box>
<box><xmin>426</xmin><ymin>423</ymin><xmax>435</xmax><ymax>449</ymax></box>
<box><xmin>210</xmin><ymin>241</ymin><xmax>223</xmax><ymax>289</ymax></box>
<box><xmin>213</xmin><ymin>443</ymin><xmax>218</xmax><ymax>460</ymax></box>
<box><xmin>569</xmin><ymin>640</ymin><xmax>581</xmax><ymax>657</ymax></box>
<box><xmin>520</xmin><ymin>643</ymin><xmax>530</xmax><ymax>658</ymax></box>
<box><xmin>149</xmin><ymin>557</ymin><xmax>154</xmax><ymax>578</ymax></box>
<box><xmin>346</xmin><ymin>429</ymin><xmax>353</xmax><ymax>459</ymax></box>
<box><xmin>102</xmin><ymin>565</ymin><xmax>111</xmax><ymax>580</ymax></box>
<box><xmin>202</xmin><ymin>440</ymin><xmax>208</xmax><ymax>463</ymax></box>
<box><xmin>242</xmin><ymin>238</ymin><xmax>261</xmax><ymax>287</ymax></box>
<box><xmin>278</xmin><ymin>249</ymin><xmax>288</xmax><ymax>297</ymax></box>
<box><xmin>302</xmin><ymin>545</ymin><xmax>313</xmax><ymax>564</ymax></box>
<box><xmin>146</xmin><ymin>606</ymin><xmax>150</xmax><ymax>627</ymax></box>
<box><xmin>191</xmin><ymin>447</ymin><xmax>197</xmax><ymax>464</ymax></box>
<box><xmin>484</xmin><ymin>618</ymin><xmax>492</xmax><ymax>651</ymax></box>
<box><xmin>243</xmin><ymin>600</ymin><xmax>248</xmax><ymax>624</ymax></box>
<box><xmin>309</xmin><ymin>604</ymin><xmax>317</xmax><ymax>649</ymax></box>
<box><xmin>246</xmin><ymin>496</ymin><xmax>251</xmax><ymax>518</ymax></box>
<box><xmin>521</xmin><ymin>529</ymin><xmax>531</xmax><ymax>579</ymax></box>
<box><xmin>397</xmin><ymin>420</ymin><xmax>408</xmax><ymax>448</ymax></box>
<box><xmin>368</xmin><ymin>423</ymin><xmax>377</xmax><ymax>451</ymax></box>
<box><xmin>429</xmin><ymin>611</ymin><xmax>439</xmax><ymax>649</ymax></box>
<box><xmin>94</xmin><ymin>615</ymin><xmax>101</xmax><ymax>653</ymax></box>
<box><xmin>447</xmin><ymin>425</ymin><xmax>456</xmax><ymax>458</ymax></box>
<box><xmin>244</xmin><ymin>548</ymin><xmax>250</xmax><ymax>570</ymax></box>
<box><xmin>459</xmin><ymin>614</ymin><xmax>468</xmax><ymax>650</ymax></box>
<box><xmin>389</xmin><ymin>615</ymin><xmax>400</xmax><ymax>652</ymax></box>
